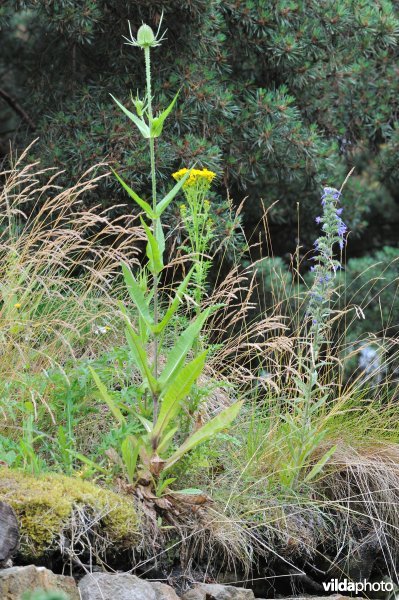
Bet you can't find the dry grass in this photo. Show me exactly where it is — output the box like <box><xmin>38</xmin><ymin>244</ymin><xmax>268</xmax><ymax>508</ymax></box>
<box><xmin>313</xmin><ymin>441</ymin><xmax>399</xmax><ymax>581</ymax></box>
<box><xmin>0</xmin><ymin>142</ymin><xmax>144</xmax><ymax>378</ymax></box>
<box><xmin>206</xmin><ymin>263</ymin><xmax>292</xmax><ymax>392</ymax></box>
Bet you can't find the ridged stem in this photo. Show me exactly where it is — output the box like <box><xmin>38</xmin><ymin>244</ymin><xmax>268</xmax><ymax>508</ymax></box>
<box><xmin>144</xmin><ymin>45</ymin><xmax>159</xmax><ymax>423</ymax></box>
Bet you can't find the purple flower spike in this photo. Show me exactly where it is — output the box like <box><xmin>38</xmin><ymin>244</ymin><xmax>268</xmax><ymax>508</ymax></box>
<box><xmin>322</xmin><ymin>186</ymin><xmax>341</xmax><ymax>201</ymax></box>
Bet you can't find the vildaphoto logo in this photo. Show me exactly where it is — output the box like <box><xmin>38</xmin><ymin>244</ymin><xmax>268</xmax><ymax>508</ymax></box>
<box><xmin>322</xmin><ymin>578</ymin><xmax>394</xmax><ymax>595</ymax></box>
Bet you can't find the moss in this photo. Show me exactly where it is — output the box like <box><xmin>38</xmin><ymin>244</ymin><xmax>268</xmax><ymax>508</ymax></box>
<box><xmin>0</xmin><ymin>468</ymin><xmax>139</xmax><ymax>560</ymax></box>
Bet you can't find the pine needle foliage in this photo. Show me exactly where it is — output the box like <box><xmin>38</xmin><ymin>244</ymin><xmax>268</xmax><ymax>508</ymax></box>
<box><xmin>1</xmin><ymin>0</ymin><xmax>399</xmax><ymax>252</ymax></box>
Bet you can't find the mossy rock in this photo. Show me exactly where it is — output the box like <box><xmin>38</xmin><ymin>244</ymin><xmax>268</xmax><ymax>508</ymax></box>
<box><xmin>0</xmin><ymin>468</ymin><xmax>140</xmax><ymax>563</ymax></box>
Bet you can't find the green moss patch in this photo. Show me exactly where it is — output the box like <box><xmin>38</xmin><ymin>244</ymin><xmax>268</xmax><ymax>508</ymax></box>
<box><xmin>0</xmin><ymin>468</ymin><xmax>140</xmax><ymax>561</ymax></box>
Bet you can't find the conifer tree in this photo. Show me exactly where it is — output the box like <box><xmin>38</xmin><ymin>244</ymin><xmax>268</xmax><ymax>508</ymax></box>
<box><xmin>1</xmin><ymin>0</ymin><xmax>398</xmax><ymax>253</ymax></box>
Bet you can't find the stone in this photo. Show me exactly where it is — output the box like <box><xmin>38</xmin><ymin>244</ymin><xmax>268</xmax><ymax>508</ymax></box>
<box><xmin>0</xmin><ymin>564</ymin><xmax>79</xmax><ymax>599</ymax></box>
<box><xmin>182</xmin><ymin>583</ymin><xmax>254</xmax><ymax>600</ymax></box>
<box><xmin>152</xmin><ymin>581</ymin><xmax>181</xmax><ymax>600</ymax></box>
<box><xmin>0</xmin><ymin>502</ymin><xmax>19</xmax><ymax>565</ymax></box>
<box><xmin>79</xmin><ymin>572</ymin><xmax>181</xmax><ymax>600</ymax></box>
<box><xmin>79</xmin><ymin>573</ymin><xmax>155</xmax><ymax>600</ymax></box>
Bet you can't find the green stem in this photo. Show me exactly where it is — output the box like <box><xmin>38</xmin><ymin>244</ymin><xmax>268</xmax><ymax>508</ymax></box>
<box><xmin>144</xmin><ymin>45</ymin><xmax>159</xmax><ymax>423</ymax></box>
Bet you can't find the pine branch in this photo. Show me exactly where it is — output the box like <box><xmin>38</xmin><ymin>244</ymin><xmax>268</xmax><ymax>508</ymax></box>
<box><xmin>0</xmin><ymin>87</ymin><xmax>36</xmax><ymax>131</ymax></box>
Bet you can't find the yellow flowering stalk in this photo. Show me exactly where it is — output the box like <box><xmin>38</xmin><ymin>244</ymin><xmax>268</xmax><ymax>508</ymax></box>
<box><xmin>173</xmin><ymin>167</ymin><xmax>216</xmax><ymax>319</ymax></box>
<box><xmin>172</xmin><ymin>168</ymin><xmax>216</xmax><ymax>190</ymax></box>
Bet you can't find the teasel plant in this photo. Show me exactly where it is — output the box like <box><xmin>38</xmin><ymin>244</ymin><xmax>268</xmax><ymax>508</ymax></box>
<box><xmin>90</xmin><ymin>17</ymin><xmax>242</xmax><ymax>493</ymax></box>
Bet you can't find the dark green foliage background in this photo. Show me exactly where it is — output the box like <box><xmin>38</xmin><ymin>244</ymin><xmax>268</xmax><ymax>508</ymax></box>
<box><xmin>1</xmin><ymin>0</ymin><xmax>398</xmax><ymax>256</ymax></box>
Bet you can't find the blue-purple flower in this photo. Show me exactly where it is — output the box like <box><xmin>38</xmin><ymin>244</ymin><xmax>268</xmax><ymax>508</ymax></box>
<box><xmin>307</xmin><ymin>185</ymin><xmax>348</xmax><ymax>344</ymax></box>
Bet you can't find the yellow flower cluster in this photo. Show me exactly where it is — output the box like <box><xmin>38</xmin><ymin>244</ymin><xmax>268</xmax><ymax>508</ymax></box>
<box><xmin>172</xmin><ymin>167</ymin><xmax>216</xmax><ymax>188</ymax></box>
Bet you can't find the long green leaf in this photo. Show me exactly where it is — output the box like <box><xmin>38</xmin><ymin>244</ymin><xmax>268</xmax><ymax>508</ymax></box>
<box><xmin>170</xmin><ymin>488</ymin><xmax>204</xmax><ymax>495</ymax></box>
<box><xmin>110</xmin><ymin>94</ymin><xmax>151</xmax><ymax>138</ymax></box>
<box><xmin>140</xmin><ymin>219</ymin><xmax>164</xmax><ymax>275</ymax></box>
<box><xmin>113</xmin><ymin>170</ymin><xmax>156</xmax><ymax>219</ymax></box>
<box><xmin>125</xmin><ymin>321</ymin><xmax>158</xmax><ymax>394</ymax></box>
<box><xmin>137</xmin><ymin>436</ymin><xmax>151</xmax><ymax>468</ymax></box>
<box><xmin>121</xmin><ymin>435</ymin><xmax>141</xmax><ymax>484</ymax></box>
<box><xmin>158</xmin><ymin>308</ymin><xmax>211</xmax><ymax>388</ymax></box>
<box><xmin>153</xmin><ymin>268</ymin><xmax>194</xmax><ymax>335</ymax></box>
<box><xmin>157</xmin><ymin>427</ymin><xmax>177</xmax><ymax>454</ymax></box>
<box><xmin>136</xmin><ymin>414</ymin><xmax>153</xmax><ymax>433</ymax></box>
<box><xmin>150</xmin><ymin>91</ymin><xmax>179</xmax><ymax>138</ymax></box>
<box><xmin>66</xmin><ymin>450</ymin><xmax>108</xmax><ymax>474</ymax></box>
<box><xmin>89</xmin><ymin>367</ymin><xmax>126</xmax><ymax>425</ymax></box>
<box><xmin>164</xmin><ymin>401</ymin><xmax>243</xmax><ymax>471</ymax></box>
<box><xmin>155</xmin><ymin>219</ymin><xmax>165</xmax><ymax>255</ymax></box>
<box><xmin>304</xmin><ymin>445</ymin><xmax>336</xmax><ymax>483</ymax></box>
<box><xmin>153</xmin><ymin>351</ymin><xmax>207</xmax><ymax>439</ymax></box>
<box><xmin>122</xmin><ymin>263</ymin><xmax>154</xmax><ymax>327</ymax></box>
<box><xmin>156</xmin><ymin>169</ymin><xmax>192</xmax><ymax>217</ymax></box>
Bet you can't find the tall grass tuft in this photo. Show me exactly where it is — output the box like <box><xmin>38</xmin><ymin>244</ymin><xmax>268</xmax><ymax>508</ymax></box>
<box><xmin>0</xmin><ymin>142</ymin><xmax>143</xmax><ymax>379</ymax></box>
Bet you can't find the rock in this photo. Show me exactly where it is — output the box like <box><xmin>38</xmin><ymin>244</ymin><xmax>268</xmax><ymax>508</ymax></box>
<box><xmin>152</xmin><ymin>581</ymin><xmax>181</xmax><ymax>600</ymax></box>
<box><xmin>79</xmin><ymin>573</ymin><xmax>154</xmax><ymax>600</ymax></box>
<box><xmin>79</xmin><ymin>572</ymin><xmax>181</xmax><ymax>600</ymax></box>
<box><xmin>0</xmin><ymin>564</ymin><xmax>79</xmax><ymax>599</ymax></box>
<box><xmin>182</xmin><ymin>583</ymin><xmax>254</xmax><ymax>600</ymax></box>
<box><xmin>0</xmin><ymin>502</ymin><xmax>19</xmax><ymax>566</ymax></box>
